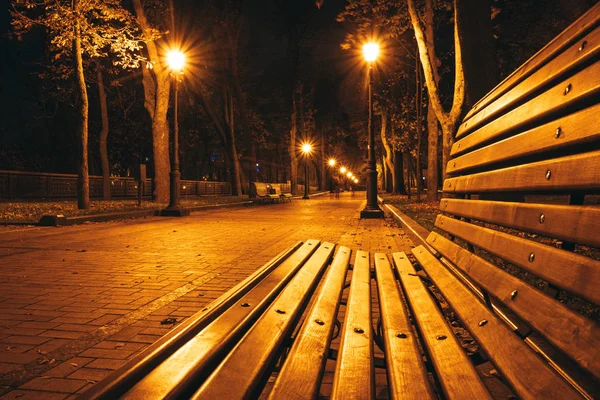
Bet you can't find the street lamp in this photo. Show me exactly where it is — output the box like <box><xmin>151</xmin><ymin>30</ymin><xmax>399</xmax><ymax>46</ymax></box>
<box><xmin>163</xmin><ymin>49</ymin><xmax>188</xmax><ymax>216</ymax></box>
<box><xmin>360</xmin><ymin>41</ymin><xmax>384</xmax><ymax>218</ymax></box>
<box><xmin>302</xmin><ymin>143</ymin><xmax>312</xmax><ymax>199</ymax></box>
<box><xmin>328</xmin><ymin>158</ymin><xmax>336</xmax><ymax>192</ymax></box>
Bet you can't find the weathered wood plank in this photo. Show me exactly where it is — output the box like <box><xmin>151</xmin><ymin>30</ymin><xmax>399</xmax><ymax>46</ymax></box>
<box><xmin>458</xmin><ymin>25</ymin><xmax>600</xmax><ymax>139</ymax></box>
<box><xmin>463</xmin><ymin>3</ymin><xmax>600</xmax><ymax>123</ymax></box>
<box><xmin>411</xmin><ymin>245</ymin><xmax>582</xmax><ymax>399</ymax></box>
<box><xmin>119</xmin><ymin>240</ymin><xmax>322</xmax><ymax>400</ymax></box>
<box><xmin>444</xmin><ymin>150</ymin><xmax>600</xmax><ymax>193</ymax></box>
<box><xmin>392</xmin><ymin>253</ymin><xmax>490</xmax><ymax>400</ymax></box>
<box><xmin>435</xmin><ymin>214</ymin><xmax>600</xmax><ymax>304</ymax></box>
<box><xmin>440</xmin><ymin>198</ymin><xmax>600</xmax><ymax>248</ymax></box>
<box><xmin>331</xmin><ymin>250</ymin><xmax>375</xmax><ymax>400</ymax></box>
<box><xmin>269</xmin><ymin>246</ymin><xmax>352</xmax><ymax>400</ymax></box>
<box><xmin>449</xmin><ymin>103</ymin><xmax>600</xmax><ymax>173</ymax></box>
<box><xmin>190</xmin><ymin>242</ymin><xmax>336</xmax><ymax>399</ymax></box>
<box><xmin>453</xmin><ymin>61</ymin><xmax>600</xmax><ymax>157</ymax></box>
<box><xmin>373</xmin><ymin>253</ymin><xmax>435</xmax><ymax>400</ymax></box>
<box><xmin>426</xmin><ymin>231</ymin><xmax>600</xmax><ymax>379</ymax></box>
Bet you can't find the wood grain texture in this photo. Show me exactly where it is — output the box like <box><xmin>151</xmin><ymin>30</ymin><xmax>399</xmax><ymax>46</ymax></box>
<box><xmin>427</xmin><ymin>231</ymin><xmax>600</xmax><ymax>379</ymax></box>
<box><xmin>331</xmin><ymin>250</ymin><xmax>375</xmax><ymax>400</ymax></box>
<box><xmin>463</xmin><ymin>3</ymin><xmax>600</xmax><ymax>123</ymax></box>
<box><xmin>435</xmin><ymin>214</ymin><xmax>600</xmax><ymax>304</ymax></box>
<box><xmin>373</xmin><ymin>253</ymin><xmax>435</xmax><ymax>400</ymax></box>
<box><xmin>449</xmin><ymin>103</ymin><xmax>600</xmax><ymax>173</ymax></box>
<box><xmin>392</xmin><ymin>253</ymin><xmax>490</xmax><ymax>400</ymax></box>
<box><xmin>444</xmin><ymin>149</ymin><xmax>600</xmax><ymax>193</ymax></box>
<box><xmin>453</xmin><ymin>60</ymin><xmax>600</xmax><ymax>157</ymax></box>
<box><xmin>190</xmin><ymin>241</ymin><xmax>336</xmax><ymax>400</ymax></box>
<box><xmin>440</xmin><ymin>198</ymin><xmax>600</xmax><ymax>248</ymax></box>
<box><xmin>458</xmin><ymin>25</ymin><xmax>600</xmax><ymax>139</ymax></box>
<box><xmin>411</xmin><ymin>246</ymin><xmax>582</xmax><ymax>399</ymax></box>
<box><xmin>269</xmin><ymin>246</ymin><xmax>352</xmax><ymax>400</ymax></box>
<box><xmin>120</xmin><ymin>240</ymin><xmax>320</xmax><ymax>400</ymax></box>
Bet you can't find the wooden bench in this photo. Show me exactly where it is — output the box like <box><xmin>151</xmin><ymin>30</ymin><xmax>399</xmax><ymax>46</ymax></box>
<box><xmin>271</xmin><ymin>183</ymin><xmax>293</xmax><ymax>202</ymax></box>
<box><xmin>251</xmin><ymin>182</ymin><xmax>281</xmax><ymax>204</ymax></box>
<box><xmin>83</xmin><ymin>7</ymin><xmax>598</xmax><ymax>400</ymax></box>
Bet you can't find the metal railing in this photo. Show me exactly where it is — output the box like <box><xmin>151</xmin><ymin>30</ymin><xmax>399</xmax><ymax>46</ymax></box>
<box><xmin>0</xmin><ymin>170</ymin><xmax>231</xmax><ymax>200</ymax></box>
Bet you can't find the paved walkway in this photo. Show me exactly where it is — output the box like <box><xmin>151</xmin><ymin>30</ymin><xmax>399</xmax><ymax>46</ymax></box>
<box><xmin>0</xmin><ymin>192</ymin><xmax>414</xmax><ymax>399</ymax></box>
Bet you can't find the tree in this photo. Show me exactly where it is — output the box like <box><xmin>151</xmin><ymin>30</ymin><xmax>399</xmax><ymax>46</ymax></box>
<box><xmin>12</xmin><ymin>0</ymin><xmax>143</xmax><ymax>208</ymax></box>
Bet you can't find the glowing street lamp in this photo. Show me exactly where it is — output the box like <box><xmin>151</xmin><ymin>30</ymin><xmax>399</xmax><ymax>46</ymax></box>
<box><xmin>302</xmin><ymin>143</ymin><xmax>312</xmax><ymax>200</ymax></box>
<box><xmin>163</xmin><ymin>49</ymin><xmax>187</xmax><ymax>215</ymax></box>
<box><xmin>346</xmin><ymin>172</ymin><xmax>352</xmax><ymax>178</ymax></box>
<box><xmin>340</xmin><ymin>167</ymin><xmax>347</xmax><ymax>174</ymax></box>
<box><xmin>361</xmin><ymin>41</ymin><xmax>384</xmax><ymax>218</ymax></box>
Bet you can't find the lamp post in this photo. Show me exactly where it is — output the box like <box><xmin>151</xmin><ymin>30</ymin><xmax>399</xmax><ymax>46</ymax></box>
<box><xmin>161</xmin><ymin>50</ymin><xmax>189</xmax><ymax>216</ymax></box>
<box><xmin>302</xmin><ymin>143</ymin><xmax>312</xmax><ymax>199</ymax></box>
<box><xmin>360</xmin><ymin>42</ymin><xmax>384</xmax><ymax>218</ymax></box>
<box><xmin>328</xmin><ymin>158</ymin><xmax>336</xmax><ymax>192</ymax></box>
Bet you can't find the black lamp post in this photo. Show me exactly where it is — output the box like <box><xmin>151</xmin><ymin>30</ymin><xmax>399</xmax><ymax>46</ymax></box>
<box><xmin>302</xmin><ymin>143</ymin><xmax>312</xmax><ymax>200</ymax></box>
<box><xmin>360</xmin><ymin>42</ymin><xmax>384</xmax><ymax>219</ymax></box>
<box><xmin>328</xmin><ymin>159</ymin><xmax>336</xmax><ymax>192</ymax></box>
<box><xmin>161</xmin><ymin>50</ymin><xmax>190</xmax><ymax>216</ymax></box>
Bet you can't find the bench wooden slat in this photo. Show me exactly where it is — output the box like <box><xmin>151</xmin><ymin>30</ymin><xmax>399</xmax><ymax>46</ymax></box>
<box><xmin>449</xmin><ymin>103</ymin><xmax>600</xmax><ymax>175</ymax></box>
<box><xmin>440</xmin><ymin>198</ymin><xmax>600</xmax><ymax>249</ymax></box>
<box><xmin>452</xmin><ymin>60</ymin><xmax>600</xmax><ymax>157</ymax></box>
<box><xmin>445</xmin><ymin>149</ymin><xmax>600</xmax><ymax>193</ymax></box>
<box><xmin>411</xmin><ymin>245</ymin><xmax>582</xmax><ymax>399</ymax></box>
<box><xmin>269</xmin><ymin>246</ymin><xmax>351</xmax><ymax>399</ymax></box>
<box><xmin>435</xmin><ymin>214</ymin><xmax>600</xmax><ymax>304</ymax></box>
<box><xmin>191</xmin><ymin>242</ymin><xmax>336</xmax><ymax>399</ymax></box>
<box><xmin>118</xmin><ymin>240</ymin><xmax>322</xmax><ymax>399</ymax></box>
<box><xmin>373</xmin><ymin>253</ymin><xmax>435</xmax><ymax>400</ymax></box>
<box><xmin>462</xmin><ymin>3</ymin><xmax>600</xmax><ymax>124</ymax></box>
<box><xmin>426</xmin><ymin>231</ymin><xmax>600</xmax><ymax>379</ymax></box>
<box><xmin>458</xmin><ymin>25</ymin><xmax>600</xmax><ymax>140</ymax></box>
<box><xmin>392</xmin><ymin>253</ymin><xmax>490</xmax><ymax>400</ymax></box>
<box><xmin>331</xmin><ymin>250</ymin><xmax>375</xmax><ymax>400</ymax></box>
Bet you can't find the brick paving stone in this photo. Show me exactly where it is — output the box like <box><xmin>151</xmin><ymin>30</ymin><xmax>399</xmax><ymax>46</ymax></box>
<box><xmin>0</xmin><ymin>193</ymin><xmax>415</xmax><ymax>397</ymax></box>
<box><xmin>19</xmin><ymin>377</ymin><xmax>88</xmax><ymax>394</ymax></box>
<box><xmin>45</xmin><ymin>357</ymin><xmax>94</xmax><ymax>378</ymax></box>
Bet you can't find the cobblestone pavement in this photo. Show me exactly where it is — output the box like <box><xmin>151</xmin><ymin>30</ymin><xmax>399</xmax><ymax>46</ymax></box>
<box><xmin>0</xmin><ymin>192</ymin><xmax>414</xmax><ymax>399</ymax></box>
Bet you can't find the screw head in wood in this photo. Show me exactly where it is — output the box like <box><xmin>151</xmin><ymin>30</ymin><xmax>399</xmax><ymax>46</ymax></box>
<box><xmin>240</xmin><ymin>303</ymin><xmax>250</xmax><ymax>307</ymax></box>
<box><xmin>436</xmin><ymin>335</ymin><xmax>447</xmax><ymax>340</ymax></box>
<box><xmin>453</xmin><ymin>162</ymin><xmax>456</xmax><ymax>167</ymax></box>
<box><xmin>457</xmin><ymin>143</ymin><xmax>461</xmax><ymax>148</ymax></box>
<box><xmin>545</xmin><ymin>170</ymin><xmax>552</xmax><ymax>180</ymax></box>
<box><xmin>396</xmin><ymin>333</ymin><xmax>407</xmax><ymax>339</ymax></box>
<box><xmin>579</xmin><ymin>40</ymin><xmax>587</xmax><ymax>52</ymax></box>
<box><xmin>564</xmin><ymin>83</ymin><xmax>572</xmax><ymax>95</ymax></box>
<box><xmin>511</xmin><ymin>290</ymin><xmax>518</xmax><ymax>300</ymax></box>
<box><xmin>539</xmin><ymin>214</ymin><xmax>545</xmax><ymax>224</ymax></box>
<box><xmin>555</xmin><ymin>127</ymin><xmax>561</xmax><ymax>138</ymax></box>
<box><xmin>275</xmin><ymin>309</ymin><xmax>286</xmax><ymax>314</ymax></box>
<box><xmin>478</xmin><ymin>319</ymin><xmax>488</xmax><ymax>327</ymax></box>
<box><xmin>529</xmin><ymin>252</ymin><xmax>535</xmax><ymax>262</ymax></box>
<box><xmin>354</xmin><ymin>327</ymin><xmax>364</xmax><ymax>334</ymax></box>
<box><xmin>315</xmin><ymin>319</ymin><xmax>325</xmax><ymax>326</ymax></box>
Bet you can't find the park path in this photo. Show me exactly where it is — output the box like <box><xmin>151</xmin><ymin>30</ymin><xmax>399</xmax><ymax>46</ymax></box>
<box><xmin>0</xmin><ymin>192</ymin><xmax>414</xmax><ymax>399</ymax></box>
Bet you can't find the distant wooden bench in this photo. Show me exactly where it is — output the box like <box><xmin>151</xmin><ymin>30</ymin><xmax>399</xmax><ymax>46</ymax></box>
<box><xmin>251</xmin><ymin>182</ymin><xmax>281</xmax><ymax>204</ymax></box>
<box><xmin>82</xmin><ymin>6</ymin><xmax>598</xmax><ymax>400</ymax></box>
<box><xmin>271</xmin><ymin>183</ymin><xmax>292</xmax><ymax>202</ymax></box>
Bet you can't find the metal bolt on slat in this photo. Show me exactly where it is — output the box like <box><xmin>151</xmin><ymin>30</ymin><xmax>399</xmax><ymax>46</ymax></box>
<box><xmin>529</xmin><ymin>253</ymin><xmax>535</xmax><ymax>262</ymax></box>
<box><xmin>354</xmin><ymin>328</ymin><xmax>364</xmax><ymax>334</ymax></box>
<box><xmin>511</xmin><ymin>290</ymin><xmax>518</xmax><ymax>300</ymax></box>
<box><xmin>436</xmin><ymin>335</ymin><xmax>447</xmax><ymax>340</ymax></box>
<box><xmin>315</xmin><ymin>319</ymin><xmax>325</xmax><ymax>326</ymax></box>
<box><xmin>555</xmin><ymin>127</ymin><xmax>562</xmax><ymax>138</ymax></box>
<box><xmin>479</xmin><ymin>320</ymin><xmax>488</xmax><ymax>327</ymax></box>
<box><xmin>539</xmin><ymin>214</ymin><xmax>545</xmax><ymax>223</ymax></box>
<box><xmin>457</xmin><ymin>143</ymin><xmax>461</xmax><ymax>148</ymax></box>
<box><xmin>545</xmin><ymin>170</ymin><xmax>552</xmax><ymax>180</ymax></box>
<box><xmin>241</xmin><ymin>303</ymin><xmax>250</xmax><ymax>307</ymax></box>
<box><xmin>275</xmin><ymin>309</ymin><xmax>286</xmax><ymax>314</ymax></box>
<box><xmin>396</xmin><ymin>333</ymin><xmax>407</xmax><ymax>339</ymax></box>
<box><xmin>564</xmin><ymin>83</ymin><xmax>572</xmax><ymax>95</ymax></box>
<box><xmin>579</xmin><ymin>40</ymin><xmax>587</xmax><ymax>52</ymax></box>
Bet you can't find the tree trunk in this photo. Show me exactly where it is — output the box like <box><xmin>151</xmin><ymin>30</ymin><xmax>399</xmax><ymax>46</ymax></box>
<box><xmin>427</xmin><ymin>103</ymin><xmax>439</xmax><ymax>201</ymax></box>
<box><xmin>393</xmin><ymin>151</ymin><xmax>406</xmax><ymax>195</ymax></box>
<box><xmin>319</xmin><ymin>128</ymin><xmax>325</xmax><ymax>190</ymax></box>
<box><xmin>404</xmin><ymin>152</ymin><xmax>412</xmax><ymax>199</ymax></box>
<box><xmin>225</xmin><ymin>88</ymin><xmax>243</xmax><ymax>196</ymax></box>
<box><xmin>407</xmin><ymin>0</ymin><xmax>465</xmax><ymax>179</ymax></box>
<box><xmin>96</xmin><ymin>63</ymin><xmax>110</xmax><ymax>201</ymax></box>
<box><xmin>73</xmin><ymin>2</ymin><xmax>89</xmax><ymax>210</ymax></box>
<box><xmin>132</xmin><ymin>0</ymin><xmax>170</xmax><ymax>203</ymax></box>
<box><xmin>379</xmin><ymin>108</ymin><xmax>394</xmax><ymax>193</ymax></box>
<box><xmin>288</xmin><ymin>86</ymin><xmax>299</xmax><ymax>195</ymax></box>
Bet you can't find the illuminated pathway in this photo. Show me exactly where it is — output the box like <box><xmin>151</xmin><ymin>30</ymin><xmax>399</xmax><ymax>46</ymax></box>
<box><xmin>0</xmin><ymin>192</ymin><xmax>414</xmax><ymax>398</ymax></box>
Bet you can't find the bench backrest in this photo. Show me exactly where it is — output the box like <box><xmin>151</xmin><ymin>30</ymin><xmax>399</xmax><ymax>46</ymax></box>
<box><xmin>252</xmin><ymin>182</ymin><xmax>270</xmax><ymax>197</ymax></box>
<box><xmin>429</xmin><ymin>4</ymin><xmax>600</xmax><ymax>396</ymax></box>
<box><xmin>270</xmin><ymin>184</ymin><xmax>282</xmax><ymax>195</ymax></box>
